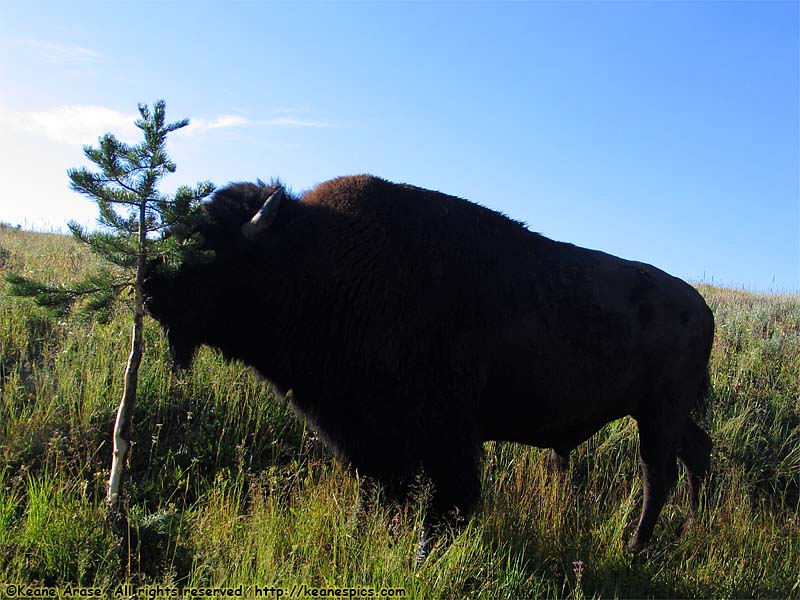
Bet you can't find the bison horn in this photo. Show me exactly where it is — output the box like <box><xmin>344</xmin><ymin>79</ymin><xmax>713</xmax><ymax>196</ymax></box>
<box><xmin>241</xmin><ymin>186</ymin><xmax>285</xmax><ymax>239</ymax></box>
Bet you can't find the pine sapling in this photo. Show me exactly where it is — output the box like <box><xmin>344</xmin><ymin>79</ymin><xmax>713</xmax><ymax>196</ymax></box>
<box><xmin>5</xmin><ymin>100</ymin><xmax>215</xmax><ymax>519</ymax></box>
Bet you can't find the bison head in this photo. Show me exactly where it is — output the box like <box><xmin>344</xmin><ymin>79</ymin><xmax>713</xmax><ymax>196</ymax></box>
<box><xmin>143</xmin><ymin>181</ymin><xmax>288</xmax><ymax>371</ymax></box>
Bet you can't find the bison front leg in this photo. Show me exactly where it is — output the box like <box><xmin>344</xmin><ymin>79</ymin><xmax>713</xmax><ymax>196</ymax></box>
<box><xmin>351</xmin><ymin>471</ymin><xmax>415</xmax><ymax>539</ymax></box>
<box><xmin>352</xmin><ymin>475</ymin><xmax>380</xmax><ymax>529</ymax></box>
<box><xmin>416</xmin><ymin>443</ymin><xmax>482</xmax><ymax>564</ymax></box>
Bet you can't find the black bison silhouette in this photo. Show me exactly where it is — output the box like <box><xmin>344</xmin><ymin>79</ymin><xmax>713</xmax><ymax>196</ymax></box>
<box><xmin>144</xmin><ymin>175</ymin><xmax>714</xmax><ymax>559</ymax></box>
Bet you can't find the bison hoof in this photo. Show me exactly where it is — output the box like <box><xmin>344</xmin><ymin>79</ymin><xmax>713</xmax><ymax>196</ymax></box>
<box><xmin>416</xmin><ymin>530</ymin><xmax>431</xmax><ymax>567</ymax></box>
<box><xmin>626</xmin><ymin>537</ymin><xmax>648</xmax><ymax>555</ymax></box>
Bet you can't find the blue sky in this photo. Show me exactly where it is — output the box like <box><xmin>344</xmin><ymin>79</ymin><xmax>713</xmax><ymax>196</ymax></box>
<box><xmin>0</xmin><ymin>1</ymin><xmax>797</xmax><ymax>291</ymax></box>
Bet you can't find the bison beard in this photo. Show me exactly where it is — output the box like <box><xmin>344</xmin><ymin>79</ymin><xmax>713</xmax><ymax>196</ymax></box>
<box><xmin>143</xmin><ymin>174</ymin><xmax>714</xmax><ymax>562</ymax></box>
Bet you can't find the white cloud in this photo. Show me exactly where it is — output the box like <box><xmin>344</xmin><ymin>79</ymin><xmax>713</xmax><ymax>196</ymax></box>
<box><xmin>12</xmin><ymin>38</ymin><xmax>103</xmax><ymax>65</ymax></box>
<box><xmin>179</xmin><ymin>114</ymin><xmax>334</xmax><ymax>135</ymax></box>
<box><xmin>0</xmin><ymin>103</ymin><xmax>337</xmax><ymax>149</ymax></box>
<box><xmin>0</xmin><ymin>105</ymin><xmax>139</xmax><ymax>146</ymax></box>
<box><xmin>181</xmin><ymin>114</ymin><xmax>251</xmax><ymax>135</ymax></box>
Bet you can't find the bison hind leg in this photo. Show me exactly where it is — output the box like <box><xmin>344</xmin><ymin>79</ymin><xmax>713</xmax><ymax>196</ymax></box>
<box><xmin>678</xmin><ymin>418</ymin><xmax>712</xmax><ymax>518</ymax></box>
<box><xmin>548</xmin><ymin>448</ymin><xmax>571</xmax><ymax>474</ymax></box>
<box><xmin>629</xmin><ymin>418</ymin><xmax>680</xmax><ymax>554</ymax></box>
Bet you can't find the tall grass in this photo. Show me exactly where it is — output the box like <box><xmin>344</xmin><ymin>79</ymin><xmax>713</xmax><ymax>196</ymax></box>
<box><xmin>1</xmin><ymin>226</ymin><xmax>798</xmax><ymax>598</ymax></box>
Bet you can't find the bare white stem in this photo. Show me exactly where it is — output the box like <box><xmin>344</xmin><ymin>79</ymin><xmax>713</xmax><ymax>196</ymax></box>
<box><xmin>106</xmin><ymin>322</ymin><xmax>138</xmax><ymax>508</ymax></box>
<box><xmin>106</xmin><ymin>199</ymin><xmax>146</xmax><ymax>512</ymax></box>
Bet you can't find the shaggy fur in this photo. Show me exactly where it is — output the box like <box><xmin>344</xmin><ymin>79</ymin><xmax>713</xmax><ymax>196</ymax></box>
<box><xmin>144</xmin><ymin>175</ymin><xmax>714</xmax><ymax>557</ymax></box>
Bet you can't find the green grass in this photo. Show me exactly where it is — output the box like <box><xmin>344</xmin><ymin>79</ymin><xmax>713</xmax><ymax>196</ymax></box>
<box><xmin>1</xmin><ymin>225</ymin><xmax>798</xmax><ymax>598</ymax></box>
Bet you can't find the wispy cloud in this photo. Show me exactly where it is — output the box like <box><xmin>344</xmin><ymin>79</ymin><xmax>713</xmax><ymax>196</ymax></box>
<box><xmin>180</xmin><ymin>114</ymin><xmax>335</xmax><ymax>135</ymax></box>
<box><xmin>0</xmin><ymin>105</ymin><xmax>138</xmax><ymax>146</ymax></box>
<box><xmin>0</xmin><ymin>104</ymin><xmax>336</xmax><ymax>147</ymax></box>
<box><xmin>13</xmin><ymin>37</ymin><xmax>103</xmax><ymax>65</ymax></box>
<box><xmin>182</xmin><ymin>114</ymin><xmax>251</xmax><ymax>135</ymax></box>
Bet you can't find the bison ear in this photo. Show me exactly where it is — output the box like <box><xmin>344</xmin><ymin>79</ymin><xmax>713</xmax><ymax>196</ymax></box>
<box><xmin>241</xmin><ymin>186</ymin><xmax>285</xmax><ymax>239</ymax></box>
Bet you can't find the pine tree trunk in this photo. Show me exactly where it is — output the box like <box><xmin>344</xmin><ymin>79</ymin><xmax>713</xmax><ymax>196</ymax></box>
<box><xmin>106</xmin><ymin>201</ymin><xmax>147</xmax><ymax>515</ymax></box>
<box><xmin>106</xmin><ymin>312</ymin><xmax>142</xmax><ymax>513</ymax></box>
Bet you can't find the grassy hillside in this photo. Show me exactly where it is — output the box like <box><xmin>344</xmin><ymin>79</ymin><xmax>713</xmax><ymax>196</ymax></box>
<box><xmin>1</xmin><ymin>226</ymin><xmax>798</xmax><ymax>599</ymax></box>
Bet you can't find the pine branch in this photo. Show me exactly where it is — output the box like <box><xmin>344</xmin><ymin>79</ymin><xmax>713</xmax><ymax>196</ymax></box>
<box><xmin>5</xmin><ymin>271</ymin><xmax>130</xmax><ymax>319</ymax></box>
<box><xmin>69</xmin><ymin>222</ymin><xmax>140</xmax><ymax>268</ymax></box>
<box><xmin>69</xmin><ymin>168</ymin><xmax>140</xmax><ymax>205</ymax></box>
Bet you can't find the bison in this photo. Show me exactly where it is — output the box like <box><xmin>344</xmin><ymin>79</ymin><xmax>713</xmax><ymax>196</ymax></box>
<box><xmin>143</xmin><ymin>175</ymin><xmax>714</xmax><ymax>559</ymax></box>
